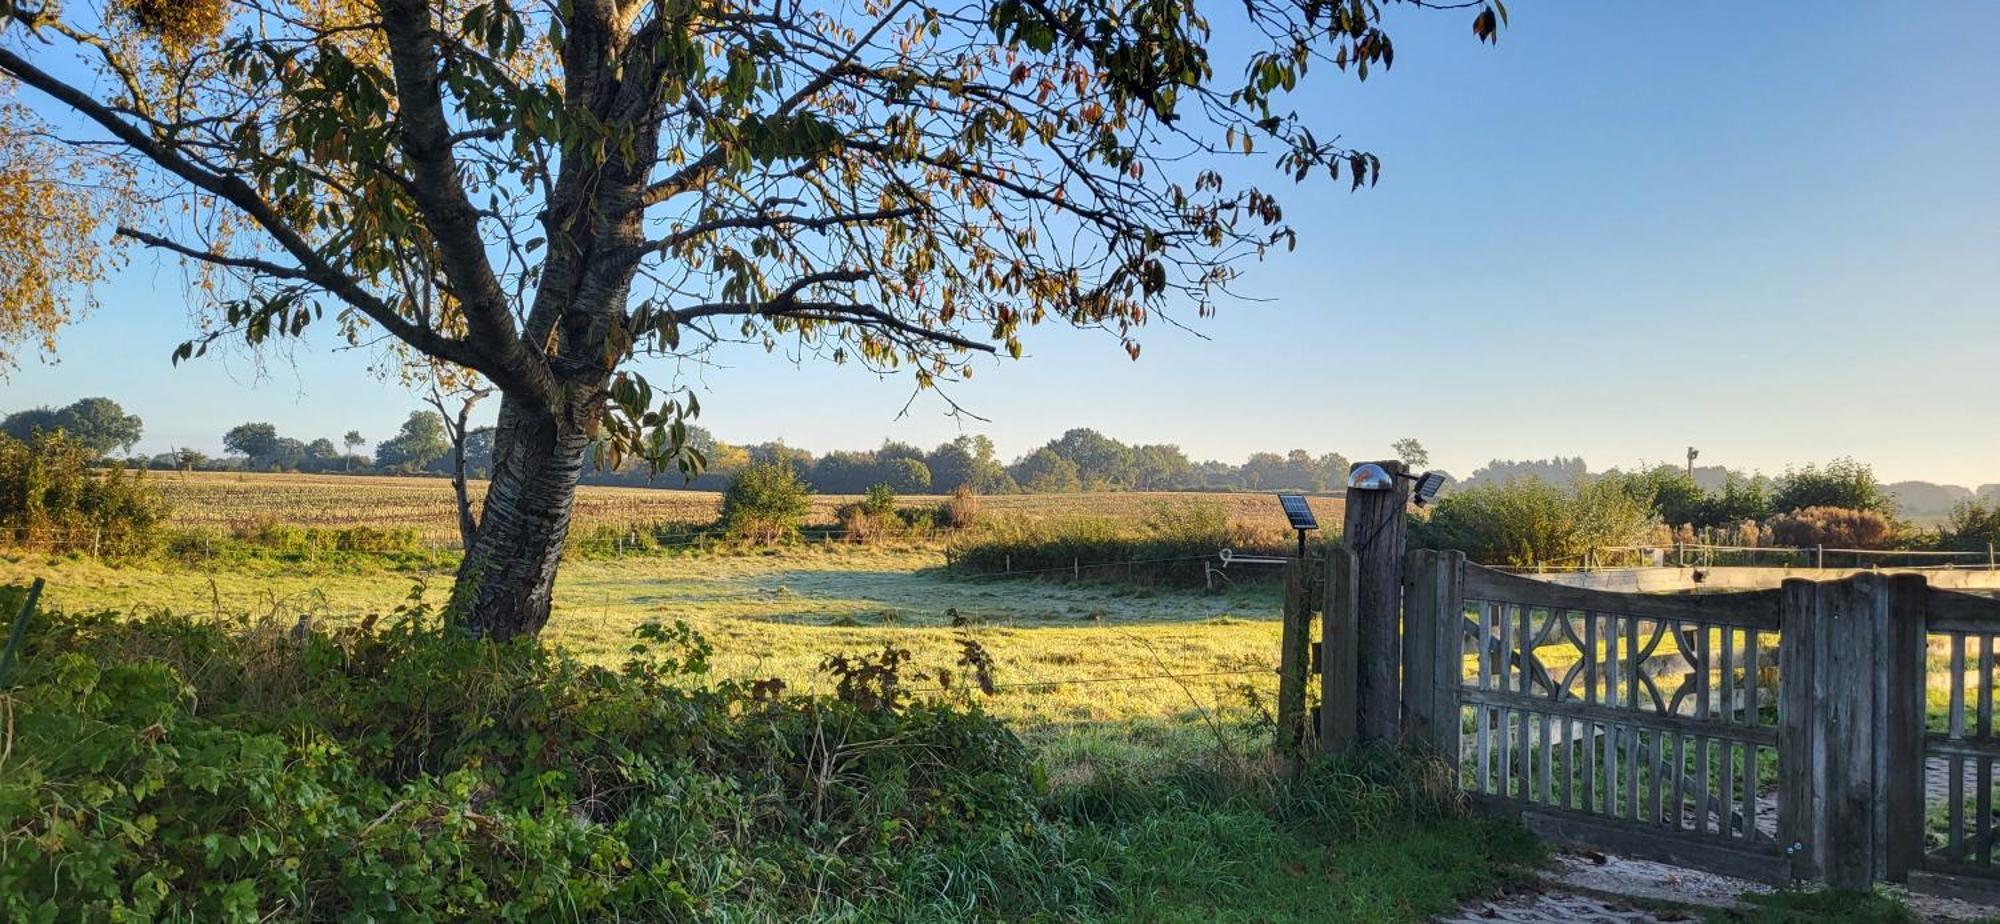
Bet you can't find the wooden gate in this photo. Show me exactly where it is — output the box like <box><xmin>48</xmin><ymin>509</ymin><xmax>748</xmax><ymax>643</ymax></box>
<box><xmin>1404</xmin><ymin>551</ymin><xmax>1794</xmax><ymax>881</ymax></box>
<box><xmin>1358</xmin><ymin>549</ymin><xmax>2000</xmax><ymax>896</ymax></box>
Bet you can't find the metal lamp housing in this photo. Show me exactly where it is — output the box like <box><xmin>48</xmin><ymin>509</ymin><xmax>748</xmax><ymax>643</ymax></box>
<box><xmin>1347</xmin><ymin>463</ymin><xmax>1395</xmax><ymax>491</ymax></box>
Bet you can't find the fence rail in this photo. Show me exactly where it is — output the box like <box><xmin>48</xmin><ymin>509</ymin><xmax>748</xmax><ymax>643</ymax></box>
<box><xmin>1373</xmin><ymin>552</ymin><xmax>2000</xmax><ymax>894</ymax></box>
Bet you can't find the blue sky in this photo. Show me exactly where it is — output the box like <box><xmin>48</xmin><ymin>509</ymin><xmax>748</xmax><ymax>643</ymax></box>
<box><xmin>7</xmin><ymin>4</ymin><xmax>1999</xmax><ymax>484</ymax></box>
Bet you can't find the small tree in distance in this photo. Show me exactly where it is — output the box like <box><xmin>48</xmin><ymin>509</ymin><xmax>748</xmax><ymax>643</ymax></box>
<box><xmin>722</xmin><ymin>462</ymin><xmax>813</xmax><ymax>545</ymax></box>
<box><xmin>342</xmin><ymin>431</ymin><xmax>365</xmax><ymax>471</ymax></box>
<box><xmin>1392</xmin><ymin>438</ymin><xmax>1430</xmax><ymax>471</ymax></box>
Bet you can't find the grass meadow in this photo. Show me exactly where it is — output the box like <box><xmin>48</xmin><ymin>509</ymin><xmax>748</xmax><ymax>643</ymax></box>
<box><xmin>5</xmin><ymin>476</ymin><xmax>1561</xmax><ymax>921</ymax></box>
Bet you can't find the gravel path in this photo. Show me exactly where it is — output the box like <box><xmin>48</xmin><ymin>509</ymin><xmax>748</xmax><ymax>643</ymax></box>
<box><xmin>1437</xmin><ymin>890</ymin><xmax>1685</xmax><ymax>923</ymax></box>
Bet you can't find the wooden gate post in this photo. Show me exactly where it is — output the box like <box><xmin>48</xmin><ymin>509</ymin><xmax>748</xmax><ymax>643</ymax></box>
<box><xmin>1321</xmin><ymin>546</ymin><xmax>1359</xmax><ymax>753</ymax></box>
<box><xmin>1401</xmin><ymin>549</ymin><xmax>1465</xmax><ymax>766</ymax></box>
<box><xmin>1343</xmin><ymin>460</ymin><xmax>1411</xmax><ymax>744</ymax></box>
<box><xmin>1778</xmin><ymin>573</ymin><xmax>1929</xmax><ymax>890</ymax></box>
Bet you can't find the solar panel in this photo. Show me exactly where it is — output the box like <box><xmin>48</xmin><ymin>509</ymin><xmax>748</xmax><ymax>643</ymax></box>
<box><xmin>1276</xmin><ymin>493</ymin><xmax>1318</xmax><ymax>531</ymax></box>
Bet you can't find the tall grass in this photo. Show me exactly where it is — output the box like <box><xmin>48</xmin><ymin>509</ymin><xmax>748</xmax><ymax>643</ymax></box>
<box><xmin>947</xmin><ymin>501</ymin><xmax>1297</xmax><ymax>586</ymax></box>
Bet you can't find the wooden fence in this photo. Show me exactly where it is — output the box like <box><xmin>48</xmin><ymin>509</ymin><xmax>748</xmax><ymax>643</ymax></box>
<box><xmin>1278</xmin><ymin>469</ymin><xmax>2000</xmax><ymax>898</ymax></box>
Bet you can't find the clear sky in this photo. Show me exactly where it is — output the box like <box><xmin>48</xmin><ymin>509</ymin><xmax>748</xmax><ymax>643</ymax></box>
<box><xmin>7</xmin><ymin>4</ymin><xmax>1999</xmax><ymax>484</ymax></box>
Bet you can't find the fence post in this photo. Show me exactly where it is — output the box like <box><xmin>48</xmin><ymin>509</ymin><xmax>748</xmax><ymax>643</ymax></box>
<box><xmin>1343</xmin><ymin>460</ymin><xmax>1410</xmax><ymax>744</ymax></box>
<box><xmin>1883</xmin><ymin>573</ymin><xmax>1929</xmax><ymax>883</ymax></box>
<box><xmin>1778</xmin><ymin>573</ymin><xmax>1927</xmax><ymax>890</ymax></box>
<box><xmin>1276</xmin><ymin>556</ymin><xmax>1313</xmax><ymax>754</ymax></box>
<box><xmin>1321</xmin><ymin>546</ymin><xmax>1359</xmax><ymax>754</ymax></box>
<box><xmin>1401</xmin><ymin>549</ymin><xmax>1465</xmax><ymax>766</ymax></box>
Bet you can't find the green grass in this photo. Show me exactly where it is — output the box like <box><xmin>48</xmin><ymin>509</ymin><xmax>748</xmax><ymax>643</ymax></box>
<box><xmin>0</xmin><ymin>542</ymin><xmax>1552</xmax><ymax>922</ymax></box>
<box><xmin>1707</xmin><ymin>889</ymin><xmax>1917</xmax><ymax>923</ymax></box>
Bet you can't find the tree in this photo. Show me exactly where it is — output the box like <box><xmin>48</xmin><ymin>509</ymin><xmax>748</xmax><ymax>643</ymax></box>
<box><xmin>173</xmin><ymin>447</ymin><xmax>206</xmax><ymax>473</ymax></box>
<box><xmin>1</xmin><ymin>0</ymin><xmax>1500</xmax><ymax>638</ymax></box>
<box><xmin>1133</xmin><ymin>443</ymin><xmax>1194</xmax><ymax>491</ymax></box>
<box><xmin>342</xmin><ymin>430</ymin><xmax>365</xmax><ymax>471</ymax></box>
<box><xmin>0</xmin><ymin>91</ymin><xmax>120</xmax><ymax>373</ymax></box>
<box><xmin>1046</xmin><ymin>428</ymin><xmax>1136</xmax><ymax>490</ymax></box>
<box><xmin>886</xmin><ymin>457</ymin><xmax>931</xmax><ymax>493</ymax></box>
<box><xmin>222</xmin><ymin>422</ymin><xmax>282</xmax><ymax>465</ymax></box>
<box><xmin>1391</xmin><ymin>438</ymin><xmax>1429</xmax><ymax>470</ymax></box>
<box><xmin>2</xmin><ymin>397</ymin><xmax>143</xmax><ymax>457</ymax></box>
<box><xmin>302</xmin><ymin>437</ymin><xmax>340</xmax><ymax>470</ymax></box>
<box><xmin>375</xmin><ymin>411</ymin><xmax>451</xmax><ymax>474</ymax></box>
<box><xmin>426</xmin><ymin>382</ymin><xmax>495</xmax><ymax>547</ymax></box>
<box><xmin>1012</xmin><ymin>447</ymin><xmax>1080</xmax><ymax>494</ymax></box>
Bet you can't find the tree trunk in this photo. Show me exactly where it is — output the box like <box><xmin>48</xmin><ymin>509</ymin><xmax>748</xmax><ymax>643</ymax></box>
<box><xmin>448</xmin><ymin>389</ymin><xmax>591</xmax><ymax>639</ymax></box>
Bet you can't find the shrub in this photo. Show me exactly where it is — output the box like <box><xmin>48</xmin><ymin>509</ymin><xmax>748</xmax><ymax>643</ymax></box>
<box><xmin>943</xmin><ymin>484</ymin><xmax>981</xmax><ymax>529</ymax></box>
<box><xmin>1774</xmin><ymin>458</ymin><xmax>1890</xmax><ymax>514</ymax></box>
<box><xmin>720</xmin><ymin>460</ymin><xmax>812</xmax><ymax>543</ymax></box>
<box><xmin>861</xmin><ymin>481</ymin><xmax>897</xmax><ymax>517</ymax></box>
<box><xmin>836</xmin><ymin>483</ymin><xmax>900</xmax><ymax>542</ymax></box>
<box><xmin>0</xmin><ymin>601</ymin><xmax>1103</xmax><ymax>922</ymax></box>
<box><xmin>1766</xmin><ymin>505</ymin><xmax>1898</xmax><ymax>550</ymax></box>
<box><xmin>0</xmin><ymin>431</ymin><xmax>167</xmax><ymax>556</ymax></box>
<box><xmin>1411</xmin><ymin>476</ymin><xmax>1656</xmax><ymax>567</ymax></box>
<box><xmin>1939</xmin><ymin>499</ymin><xmax>2000</xmax><ymax>553</ymax></box>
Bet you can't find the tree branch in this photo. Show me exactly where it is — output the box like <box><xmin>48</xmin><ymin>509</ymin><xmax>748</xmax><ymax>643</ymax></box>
<box><xmin>0</xmin><ymin>44</ymin><xmax>489</xmax><ymax>373</ymax></box>
<box><xmin>377</xmin><ymin>0</ymin><xmax>549</xmax><ymax>399</ymax></box>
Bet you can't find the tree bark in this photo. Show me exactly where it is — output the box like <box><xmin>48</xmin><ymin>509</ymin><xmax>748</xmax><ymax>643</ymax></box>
<box><xmin>448</xmin><ymin>389</ymin><xmax>592</xmax><ymax>639</ymax></box>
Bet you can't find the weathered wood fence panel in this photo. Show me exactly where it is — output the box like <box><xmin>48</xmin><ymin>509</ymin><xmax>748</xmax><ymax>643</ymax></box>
<box><xmin>1452</xmin><ymin>558</ymin><xmax>1791</xmax><ymax>882</ymax></box>
<box><xmin>1314</xmin><ymin>542</ymin><xmax>2000</xmax><ymax>895</ymax></box>
<box><xmin>1915</xmin><ymin>586</ymin><xmax>2000</xmax><ymax>899</ymax></box>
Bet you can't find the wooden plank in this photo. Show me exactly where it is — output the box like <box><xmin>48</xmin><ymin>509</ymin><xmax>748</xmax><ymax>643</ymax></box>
<box><xmin>1458</xmin><ymin>688</ymin><xmax>1781</xmax><ymax>747</ymax></box>
<box><xmin>1603</xmin><ymin>614</ymin><xmax>1620</xmax><ymax>817</ymax></box>
<box><xmin>1819</xmin><ymin>576</ymin><xmax>1881</xmax><ymax>891</ymax></box>
<box><xmin>1741</xmin><ymin>630</ymin><xmax>1761</xmax><ymax>839</ymax></box>
<box><xmin>1540</xmin><ymin>709</ymin><xmax>1554</xmax><ymax>805</ymax></box>
<box><xmin>1517</xmin><ymin>602</ymin><xmax>1533</xmax><ymax>801</ymax></box>
<box><xmin>1582</xmin><ymin>611</ymin><xmax>1599</xmax><ymax>813</ymax></box>
<box><xmin>1926</xmin><ymin>588</ymin><xmax>2000</xmax><ymax>632</ymax></box>
<box><xmin>1343</xmin><ymin>460</ymin><xmax>1410</xmax><ymax>744</ymax></box>
<box><xmin>1884</xmin><ymin>575</ymin><xmax>1928</xmax><ymax>880</ymax></box>
<box><xmin>1777</xmin><ymin>579</ymin><xmax>1817</xmax><ymax>881</ymax></box>
<box><xmin>1433</xmin><ymin>552</ymin><xmax>1467</xmax><ymax>770</ymax></box>
<box><xmin>1463</xmin><ymin>564</ymin><xmax>1782</xmax><ymax>630</ymax></box>
<box><xmin>1697</xmin><ymin>624</ymin><xmax>1713</xmax><ymax>836</ymax></box>
<box><xmin>1474</xmin><ymin>602</ymin><xmax>1492</xmax><ymax>794</ymax></box>
<box><xmin>1470</xmin><ymin>795</ymin><xmax>1792</xmax><ymax>884</ymax></box>
<box><xmin>1401</xmin><ymin>549</ymin><xmax>1440</xmax><ymax>751</ymax></box>
<box><xmin>1320</xmin><ymin>547</ymin><xmax>1360</xmax><ymax>754</ymax></box>
<box><xmin>1950</xmin><ymin>631</ymin><xmax>1969</xmax><ymax>864</ymax></box>
<box><xmin>1983</xmin><ymin>633</ymin><xmax>1995</xmax><ymax>869</ymax></box>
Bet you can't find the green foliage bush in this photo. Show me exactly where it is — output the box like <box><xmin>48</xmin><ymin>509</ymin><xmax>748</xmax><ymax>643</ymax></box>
<box><xmin>0</xmin><ymin>596</ymin><xmax>1102</xmax><ymax>922</ymax></box>
<box><xmin>1609</xmin><ymin>466</ymin><xmax>1773</xmax><ymax>529</ymax></box>
<box><xmin>0</xmin><ymin>430</ymin><xmax>167</xmax><ymax>556</ymax></box>
<box><xmin>1939</xmin><ymin>499</ymin><xmax>2000</xmax><ymax>553</ymax></box>
<box><xmin>1773</xmin><ymin>458</ymin><xmax>1890</xmax><ymax>514</ymax></box>
<box><xmin>1411</xmin><ymin>476</ymin><xmax>1656</xmax><ymax>567</ymax></box>
<box><xmin>720</xmin><ymin>460</ymin><xmax>812</xmax><ymax>543</ymax></box>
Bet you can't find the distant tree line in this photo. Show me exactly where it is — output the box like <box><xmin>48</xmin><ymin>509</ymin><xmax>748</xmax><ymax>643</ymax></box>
<box><xmin>1414</xmin><ymin>455</ymin><xmax>2000</xmax><ymax>565</ymax></box>
<box><xmin>587</xmin><ymin>427</ymin><xmax>1360</xmax><ymax>496</ymax></box>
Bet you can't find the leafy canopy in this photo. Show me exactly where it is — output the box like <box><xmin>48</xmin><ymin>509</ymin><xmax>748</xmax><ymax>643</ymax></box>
<box><xmin>0</xmin><ymin>0</ymin><xmax>1503</xmax><ymax>472</ymax></box>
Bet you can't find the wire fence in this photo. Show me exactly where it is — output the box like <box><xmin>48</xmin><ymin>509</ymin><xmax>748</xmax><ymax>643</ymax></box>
<box><xmin>1505</xmin><ymin>541</ymin><xmax>2000</xmax><ymax>573</ymax></box>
